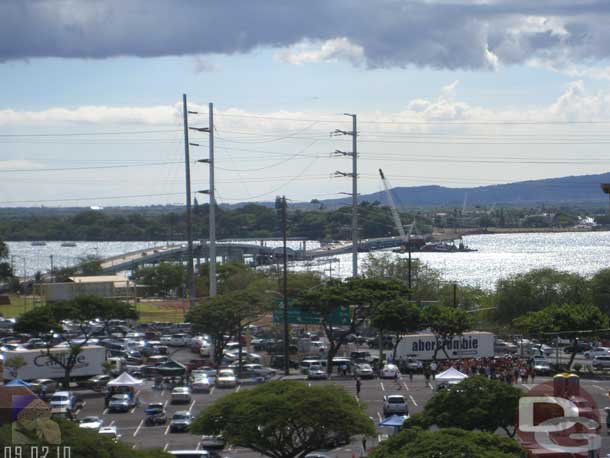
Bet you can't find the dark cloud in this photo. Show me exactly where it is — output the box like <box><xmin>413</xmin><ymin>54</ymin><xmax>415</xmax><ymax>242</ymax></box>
<box><xmin>2</xmin><ymin>0</ymin><xmax>610</xmax><ymax>69</ymax></box>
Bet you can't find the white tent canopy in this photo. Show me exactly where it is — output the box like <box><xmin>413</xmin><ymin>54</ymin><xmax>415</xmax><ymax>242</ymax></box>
<box><xmin>435</xmin><ymin>367</ymin><xmax>468</xmax><ymax>383</ymax></box>
<box><xmin>107</xmin><ymin>372</ymin><xmax>143</xmax><ymax>387</ymax></box>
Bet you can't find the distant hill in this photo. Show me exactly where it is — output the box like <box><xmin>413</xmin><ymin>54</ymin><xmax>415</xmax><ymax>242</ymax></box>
<box><xmin>318</xmin><ymin>172</ymin><xmax>610</xmax><ymax>208</ymax></box>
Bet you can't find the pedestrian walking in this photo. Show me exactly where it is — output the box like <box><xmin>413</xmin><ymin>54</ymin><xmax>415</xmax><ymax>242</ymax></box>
<box><xmin>430</xmin><ymin>361</ymin><xmax>438</xmax><ymax>380</ymax></box>
<box><xmin>356</xmin><ymin>378</ymin><xmax>361</xmax><ymax>398</ymax></box>
<box><xmin>408</xmin><ymin>367</ymin><xmax>413</xmax><ymax>383</ymax></box>
<box><xmin>362</xmin><ymin>437</ymin><xmax>367</xmax><ymax>455</ymax></box>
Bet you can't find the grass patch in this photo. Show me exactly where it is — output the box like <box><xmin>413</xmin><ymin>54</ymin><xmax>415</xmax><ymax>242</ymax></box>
<box><xmin>0</xmin><ymin>295</ymin><xmax>40</xmax><ymax>318</ymax></box>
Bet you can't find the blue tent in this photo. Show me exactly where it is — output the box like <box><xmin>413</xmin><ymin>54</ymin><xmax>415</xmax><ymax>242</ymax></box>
<box><xmin>6</xmin><ymin>379</ymin><xmax>32</xmax><ymax>387</ymax></box>
<box><xmin>378</xmin><ymin>415</ymin><xmax>408</xmax><ymax>428</ymax></box>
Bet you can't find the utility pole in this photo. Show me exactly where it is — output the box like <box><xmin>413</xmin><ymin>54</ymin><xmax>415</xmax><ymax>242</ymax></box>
<box><xmin>407</xmin><ymin>249</ymin><xmax>412</xmax><ymax>301</ymax></box>
<box><xmin>281</xmin><ymin>196</ymin><xmax>290</xmax><ymax>376</ymax></box>
<box><xmin>49</xmin><ymin>255</ymin><xmax>54</xmax><ymax>283</ymax></box>
<box><xmin>333</xmin><ymin>113</ymin><xmax>358</xmax><ymax>277</ymax></box>
<box><xmin>453</xmin><ymin>283</ymin><xmax>458</xmax><ymax>308</ymax></box>
<box><xmin>182</xmin><ymin>94</ymin><xmax>195</xmax><ymax>303</ymax></box>
<box><xmin>193</xmin><ymin>103</ymin><xmax>217</xmax><ymax>298</ymax></box>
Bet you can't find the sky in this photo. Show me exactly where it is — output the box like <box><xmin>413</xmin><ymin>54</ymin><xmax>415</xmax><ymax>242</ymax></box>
<box><xmin>3</xmin><ymin>1</ymin><xmax>610</xmax><ymax>207</ymax></box>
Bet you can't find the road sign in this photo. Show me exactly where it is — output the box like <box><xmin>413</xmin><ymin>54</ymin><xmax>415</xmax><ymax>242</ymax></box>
<box><xmin>272</xmin><ymin>301</ymin><xmax>350</xmax><ymax>326</ymax></box>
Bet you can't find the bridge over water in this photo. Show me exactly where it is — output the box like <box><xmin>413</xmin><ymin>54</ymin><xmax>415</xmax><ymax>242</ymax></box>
<box><xmin>99</xmin><ymin>237</ymin><xmax>407</xmax><ymax>274</ymax></box>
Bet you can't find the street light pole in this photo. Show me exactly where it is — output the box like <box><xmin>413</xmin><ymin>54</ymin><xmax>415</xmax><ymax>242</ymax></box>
<box><xmin>281</xmin><ymin>196</ymin><xmax>290</xmax><ymax>376</ymax></box>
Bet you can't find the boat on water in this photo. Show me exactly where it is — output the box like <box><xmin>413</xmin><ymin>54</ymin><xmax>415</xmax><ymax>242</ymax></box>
<box><xmin>419</xmin><ymin>241</ymin><xmax>477</xmax><ymax>253</ymax></box>
<box><xmin>61</xmin><ymin>242</ymin><xmax>77</xmax><ymax>247</ymax></box>
<box><xmin>30</xmin><ymin>241</ymin><xmax>46</xmax><ymax>246</ymax></box>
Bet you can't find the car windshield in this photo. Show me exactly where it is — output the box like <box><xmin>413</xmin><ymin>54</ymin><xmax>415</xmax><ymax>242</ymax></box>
<box><xmin>388</xmin><ymin>397</ymin><xmax>404</xmax><ymax>404</ymax></box>
<box><xmin>173</xmin><ymin>413</ymin><xmax>190</xmax><ymax>420</ymax></box>
<box><xmin>51</xmin><ymin>395</ymin><xmax>68</xmax><ymax>402</ymax></box>
<box><xmin>112</xmin><ymin>395</ymin><xmax>128</xmax><ymax>400</ymax></box>
<box><xmin>81</xmin><ymin>417</ymin><xmax>99</xmax><ymax>423</ymax></box>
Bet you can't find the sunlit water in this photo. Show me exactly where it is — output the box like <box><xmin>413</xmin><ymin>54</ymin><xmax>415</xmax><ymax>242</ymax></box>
<box><xmin>7</xmin><ymin>232</ymin><xmax>610</xmax><ymax>290</ymax></box>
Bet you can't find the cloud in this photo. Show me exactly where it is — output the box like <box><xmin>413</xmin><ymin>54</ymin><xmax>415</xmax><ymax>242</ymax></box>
<box><xmin>0</xmin><ymin>160</ymin><xmax>44</xmax><ymax>170</ymax></box>
<box><xmin>276</xmin><ymin>38</ymin><xmax>364</xmax><ymax>65</ymax></box>
<box><xmin>3</xmin><ymin>1</ymin><xmax>610</xmax><ymax>70</ymax></box>
<box><xmin>192</xmin><ymin>56</ymin><xmax>217</xmax><ymax>73</ymax></box>
<box><xmin>2</xmin><ymin>80</ymin><xmax>609</xmax><ymax>128</ymax></box>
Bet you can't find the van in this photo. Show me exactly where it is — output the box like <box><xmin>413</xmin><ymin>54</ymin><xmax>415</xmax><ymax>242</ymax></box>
<box><xmin>300</xmin><ymin>359</ymin><xmax>327</xmax><ymax>374</ymax></box>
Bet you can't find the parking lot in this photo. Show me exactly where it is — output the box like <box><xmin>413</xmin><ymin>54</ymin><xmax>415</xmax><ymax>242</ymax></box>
<box><xmin>70</xmin><ymin>360</ymin><xmax>610</xmax><ymax>457</ymax></box>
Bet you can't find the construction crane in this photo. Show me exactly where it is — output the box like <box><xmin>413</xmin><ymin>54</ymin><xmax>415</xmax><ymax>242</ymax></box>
<box><xmin>379</xmin><ymin>168</ymin><xmax>407</xmax><ymax>240</ymax></box>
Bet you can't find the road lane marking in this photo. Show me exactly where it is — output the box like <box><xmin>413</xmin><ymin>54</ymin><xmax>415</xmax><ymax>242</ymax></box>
<box><xmin>188</xmin><ymin>399</ymin><xmax>196</xmax><ymax>413</ymax></box>
<box><xmin>593</xmin><ymin>384</ymin><xmax>605</xmax><ymax>391</ymax></box>
<box><xmin>235</xmin><ymin>385</ymin><xmax>241</xmax><ymax>392</ymax></box>
<box><xmin>403</xmin><ymin>382</ymin><xmax>409</xmax><ymax>391</ymax></box>
<box><xmin>163</xmin><ymin>444</ymin><xmax>168</xmax><ymax>452</ymax></box>
<box><xmin>161</xmin><ymin>390</ymin><xmax>165</xmax><ymax>397</ymax></box>
<box><xmin>427</xmin><ymin>382</ymin><xmax>433</xmax><ymax>390</ymax></box>
<box><xmin>380</xmin><ymin>382</ymin><xmax>385</xmax><ymax>391</ymax></box>
<box><xmin>377</xmin><ymin>412</ymin><xmax>383</xmax><ymax>422</ymax></box>
<box><xmin>409</xmin><ymin>395</ymin><xmax>418</xmax><ymax>407</ymax></box>
<box><xmin>130</xmin><ymin>406</ymin><xmax>136</xmax><ymax>414</ymax></box>
<box><xmin>133</xmin><ymin>420</ymin><xmax>143</xmax><ymax>437</ymax></box>
<box><xmin>522</xmin><ymin>384</ymin><xmax>531</xmax><ymax>391</ymax></box>
<box><xmin>131</xmin><ymin>445</ymin><xmax>136</xmax><ymax>450</ymax></box>
<box><xmin>164</xmin><ymin>424</ymin><xmax>171</xmax><ymax>435</ymax></box>
<box><xmin>163</xmin><ymin>400</ymin><xmax>168</xmax><ymax>408</ymax></box>
<box><xmin>102</xmin><ymin>408</ymin><xmax>108</xmax><ymax>415</ymax></box>
<box><xmin>196</xmin><ymin>443</ymin><xmax>200</xmax><ymax>451</ymax></box>
<box><xmin>210</xmin><ymin>386</ymin><xmax>215</xmax><ymax>395</ymax></box>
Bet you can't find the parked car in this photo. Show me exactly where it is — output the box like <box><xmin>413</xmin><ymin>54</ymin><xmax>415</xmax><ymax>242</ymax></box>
<box><xmin>383</xmin><ymin>395</ymin><xmax>408</xmax><ymax>417</ymax></box>
<box><xmin>564</xmin><ymin>342</ymin><xmax>591</xmax><ymax>354</ymax></box>
<box><xmin>192</xmin><ymin>367</ymin><xmax>217</xmax><ymax>385</ymax></box>
<box><xmin>354</xmin><ymin>363</ymin><xmax>375</xmax><ymax>379</ymax></box>
<box><xmin>241</xmin><ymin>364</ymin><xmax>276</xmax><ymax>379</ymax></box>
<box><xmin>171</xmin><ymin>387</ymin><xmax>192</xmax><ymax>404</ymax></box>
<box><xmin>144</xmin><ymin>402</ymin><xmax>168</xmax><ymax>426</ymax></box>
<box><xmin>77</xmin><ymin>374</ymin><xmax>112</xmax><ymax>391</ymax></box>
<box><xmin>532</xmin><ymin>356</ymin><xmax>552</xmax><ymax>375</ymax></box>
<box><xmin>98</xmin><ymin>426</ymin><xmax>121</xmax><ymax>442</ymax></box>
<box><xmin>108</xmin><ymin>394</ymin><xmax>136</xmax><ymax>413</ymax></box>
<box><xmin>170</xmin><ymin>334</ymin><xmax>190</xmax><ymax>347</ymax></box>
<box><xmin>592</xmin><ymin>355</ymin><xmax>610</xmax><ymax>370</ymax></box>
<box><xmin>217</xmin><ymin>369</ymin><xmax>238</xmax><ymax>388</ymax></box>
<box><xmin>381</xmin><ymin>364</ymin><xmax>400</xmax><ymax>379</ymax></box>
<box><xmin>167</xmin><ymin>451</ymin><xmax>209</xmax><ymax>458</ymax></box>
<box><xmin>191</xmin><ymin>375</ymin><xmax>211</xmax><ymax>393</ymax></box>
<box><xmin>160</xmin><ymin>335</ymin><xmax>173</xmax><ymax>345</ymax></box>
<box><xmin>30</xmin><ymin>378</ymin><xmax>58</xmax><ymax>396</ymax></box>
<box><xmin>79</xmin><ymin>416</ymin><xmax>103</xmax><ymax>430</ymax></box>
<box><xmin>200</xmin><ymin>435</ymin><xmax>226</xmax><ymax>449</ymax></box>
<box><xmin>49</xmin><ymin>391</ymin><xmax>82</xmax><ymax>411</ymax></box>
<box><xmin>584</xmin><ymin>347</ymin><xmax>610</xmax><ymax>359</ymax></box>
<box><xmin>307</xmin><ymin>365</ymin><xmax>328</xmax><ymax>380</ymax></box>
<box><xmin>170</xmin><ymin>411</ymin><xmax>193</xmax><ymax>433</ymax></box>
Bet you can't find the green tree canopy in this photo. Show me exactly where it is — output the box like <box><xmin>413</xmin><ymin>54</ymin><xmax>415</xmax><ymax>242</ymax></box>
<box><xmin>296</xmin><ymin>277</ymin><xmax>409</xmax><ymax>373</ymax></box>
<box><xmin>371</xmin><ymin>299</ymin><xmax>422</xmax><ymax>359</ymax></box>
<box><xmin>422</xmin><ymin>304</ymin><xmax>473</xmax><ymax>361</ymax></box>
<box><xmin>589</xmin><ymin>267</ymin><xmax>610</xmax><ymax>315</ymax></box>
<box><xmin>135</xmin><ymin>262</ymin><xmax>185</xmax><ymax>297</ymax></box>
<box><xmin>514</xmin><ymin>303</ymin><xmax>609</xmax><ymax>369</ymax></box>
<box><xmin>494</xmin><ymin>268</ymin><xmax>588</xmax><ymax>325</ymax></box>
<box><xmin>406</xmin><ymin>375</ymin><xmax>522</xmax><ymax>436</ymax></box>
<box><xmin>191</xmin><ymin>380</ymin><xmax>375</xmax><ymax>458</ymax></box>
<box><xmin>369</xmin><ymin>428</ymin><xmax>526</xmax><ymax>458</ymax></box>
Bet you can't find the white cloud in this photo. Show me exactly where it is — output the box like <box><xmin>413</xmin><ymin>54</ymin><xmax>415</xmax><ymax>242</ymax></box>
<box><xmin>0</xmin><ymin>160</ymin><xmax>44</xmax><ymax>170</ymax></box>
<box><xmin>276</xmin><ymin>38</ymin><xmax>364</xmax><ymax>65</ymax></box>
<box><xmin>192</xmin><ymin>56</ymin><xmax>217</xmax><ymax>73</ymax></box>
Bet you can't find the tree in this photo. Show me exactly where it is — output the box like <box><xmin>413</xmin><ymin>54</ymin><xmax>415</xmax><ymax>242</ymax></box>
<box><xmin>370</xmin><ymin>299</ymin><xmax>421</xmax><ymax>360</ymax></box>
<box><xmin>405</xmin><ymin>375</ymin><xmax>522</xmax><ymax>436</ymax></box>
<box><xmin>5</xmin><ymin>355</ymin><xmax>27</xmax><ymax>379</ymax></box>
<box><xmin>362</xmin><ymin>253</ymin><xmax>441</xmax><ymax>303</ymax></box>
<box><xmin>191</xmin><ymin>381</ymin><xmax>375</xmax><ymax>458</ymax></box>
<box><xmin>187</xmin><ymin>290</ymin><xmax>267</xmax><ymax>366</ymax></box>
<box><xmin>514</xmin><ymin>303</ymin><xmax>609</xmax><ymax>369</ymax></box>
<box><xmin>135</xmin><ymin>262</ymin><xmax>185</xmax><ymax>297</ymax></box>
<box><xmin>422</xmin><ymin>304</ymin><xmax>472</xmax><ymax>361</ymax></box>
<box><xmin>0</xmin><ymin>239</ymin><xmax>13</xmax><ymax>283</ymax></box>
<box><xmin>296</xmin><ymin>277</ymin><xmax>408</xmax><ymax>374</ymax></box>
<box><xmin>13</xmin><ymin>296</ymin><xmax>138</xmax><ymax>388</ymax></box>
<box><xmin>494</xmin><ymin>268</ymin><xmax>588</xmax><ymax>325</ymax></box>
<box><xmin>589</xmin><ymin>268</ymin><xmax>610</xmax><ymax>315</ymax></box>
<box><xmin>369</xmin><ymin>428</ymin><xmax>526</xmax><ymax>458</ymax></box>
<box><xmin>77</xmin><ymin>254</ymin><xmax>103</xmax><ymax>276</ymax></box>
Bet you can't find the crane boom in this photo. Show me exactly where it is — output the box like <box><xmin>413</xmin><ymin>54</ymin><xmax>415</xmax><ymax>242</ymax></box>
<box><xmin>379</xmin><ymin>168</ymin><xmax>406</xmax><ymax>239</ymax></box>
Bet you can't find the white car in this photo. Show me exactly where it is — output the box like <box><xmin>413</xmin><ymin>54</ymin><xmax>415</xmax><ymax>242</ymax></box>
<box><xmin>170</xmin><ymin>334</ymin><xmax>190</xmax><ymax>347</ymax></box>
<box><xmin>354</xmin><ymin>363</ymin><xmax>375</xmax><ymax>379</ymax></box>
<box><xmin>160</xmin><ymin>335</ymin><xmax>173</xmax><ymax>345</ymax></box>
<box><xmin>171</xmin><ymin>387</ymin><xmax>192</xmax><ymax>404</ymax></box>
<box><xmin>79</xmin><ymin>416</ymin><xmax>103</xmax><ymax>430</ymax></box>
<box><xmin>383</xmin><ymin>395</ymin><xmax>408</xmax><ymax>417</ymax></box>
<box><xmin>98</xmin><ymin>426</ymin><xmax>121</xmax><ymax>442</ymax></box>
<box><xmin>217</xmin><ymin>369</ymin><xmax>238</xmax><ymax>388</ymax></box>
<box><xmin>381</xmin><ymin>364</ymin><xmax>400</xmax><ymax>379</ymax></box>
<box><xmin>199</xmin><ymin>341</ymin><xmax>212</xmax><ymax>357</ymax></box>
<box><xmin>584</xmin><ymin>347</ymin><xmax>610</xmax><ymax>359</ymax></box>
<box><xmin>191</xmin><ymin>375</ymin><xmax>211</xmax><ymax>393</ymax></box>
<box><xmin>192</xmin><ymin>368</ymin><xmax>217</xmax><ymax>385</ymax></box>
<box><xmin>168</xmin><ymin>451</ymin><xmax>209</xmax><ymax>458</ymax></box>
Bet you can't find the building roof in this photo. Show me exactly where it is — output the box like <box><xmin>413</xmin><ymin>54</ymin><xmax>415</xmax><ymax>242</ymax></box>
<box><xmin>68</xmin><ymin>275</ymin><xmax>130</xmax><ymax>284</ymax></box>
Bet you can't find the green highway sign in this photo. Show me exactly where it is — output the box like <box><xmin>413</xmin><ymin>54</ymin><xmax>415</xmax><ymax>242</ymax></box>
<box><xmin>272</xmin><ymin>301</ymin><xmax>350</xmax><ymax>326</ymax></box>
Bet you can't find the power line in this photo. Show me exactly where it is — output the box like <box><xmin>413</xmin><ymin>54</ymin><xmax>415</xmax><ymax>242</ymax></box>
<box><xmin>0</xmin><ymin>129</ymin><xmax>181</xmax><ymax>137</ymax></box>
<box><xmin>0</xmin><ymin>161</ymin><xmax>184</xmax><ymax>173</ymax></box>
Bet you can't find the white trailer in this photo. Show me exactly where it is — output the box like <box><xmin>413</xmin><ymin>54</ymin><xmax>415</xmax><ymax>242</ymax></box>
<box><xmin>395</xmin><ymin>332</ymin><xmax>495</xmax><ymax>361</ymax></box>
<box><xmin>2</xmin><ymin>346</ymin><xmax>106</xmax><ymax>381</ymax></box>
